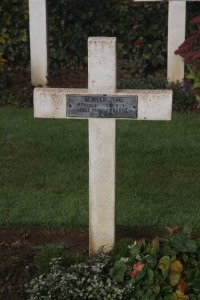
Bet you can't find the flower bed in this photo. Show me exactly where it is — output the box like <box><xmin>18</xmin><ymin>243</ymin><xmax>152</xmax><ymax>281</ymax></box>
<box><xmin>27</xmin><ymin>226</ymin><xmax>200</xmax><ymax>299</ymax></box>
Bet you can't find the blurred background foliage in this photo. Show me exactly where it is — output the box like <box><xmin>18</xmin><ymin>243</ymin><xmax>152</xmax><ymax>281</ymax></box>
<box><xmin>1</xmin><ymin>0</ymin><xmax>199</xmax><ymax>110</ymax></box>
<box><xmin>0</xmin><ymin>0</ymin><xmax>199</xmax><ymax>74</ymax></box>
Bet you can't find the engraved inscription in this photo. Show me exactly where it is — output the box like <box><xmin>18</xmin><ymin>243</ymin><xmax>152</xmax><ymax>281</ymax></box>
<box><xmin>67</xmin><ymin>95</ymin><xmax>138</xmax><ymax>118</ymax></box>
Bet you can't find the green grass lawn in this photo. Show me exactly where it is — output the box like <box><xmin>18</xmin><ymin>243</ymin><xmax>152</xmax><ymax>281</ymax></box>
<box><xmin>0</xmin><ymin>108</ymin><xmax>200</xmax><ymax>232</ymax></box>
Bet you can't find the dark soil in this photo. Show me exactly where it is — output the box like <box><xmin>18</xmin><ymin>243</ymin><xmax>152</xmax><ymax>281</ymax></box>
<box><xmin>0</xmin><ymin>228</ymin><xmax>88</xmax><ymax>300</ymax></box>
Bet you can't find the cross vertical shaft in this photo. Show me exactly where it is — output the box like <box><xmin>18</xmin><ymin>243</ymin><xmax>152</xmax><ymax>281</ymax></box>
<box><xmin>88</xmin><ymin>37</ymin><xmax>116</xmax><ymax>253</ymax></box>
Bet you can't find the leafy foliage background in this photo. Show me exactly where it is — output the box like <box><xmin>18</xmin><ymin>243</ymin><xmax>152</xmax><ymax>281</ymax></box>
<box><xmin>0</xmin><ymin>0</ymin><xmax>199</xmax><ymax>73</ymax></box>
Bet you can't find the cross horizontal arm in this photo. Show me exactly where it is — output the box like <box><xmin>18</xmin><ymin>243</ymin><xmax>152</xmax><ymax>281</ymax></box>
<box><xmin>34</xmin><ymin>88</ymin><xmax>172</xmax><ymax>121</ymax></box>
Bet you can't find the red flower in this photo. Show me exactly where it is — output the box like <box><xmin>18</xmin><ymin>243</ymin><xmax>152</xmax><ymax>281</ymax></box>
<box><xmin>192</xmin><ymin>49</ymin><xmax>200</xmax><ymax>60</ymax></box>
<box><xmin>175</xmin><ymin>39</ymin><xmax>198</xmax><ymax>56</ymax></box>
<box><xmin>190</xmin><ymin>16</ymin><xmax>200</xmax><ymax>25</ymax></box>
<box><xmin>177</xmin><ymin>278</ymin><xmax>188</xmax><ymax>294</ymax></box>
<box><xmin>165</xmin><ymin>225</ymin><xmax>180</xmax><ymax>235</ymax></box>
<box><xmin>184</xmin><ymin>51</ymin><xmax>196</xmax><ymax>64</ymax></box>
<box><xmin>134</xmin><ymin>39</ymin><xmax>142</xmax><ymax>46</ymax></box>
<box><xmin>130</xmin><ymin>261</ymin><xmax>145</xmax><ymax>278</ymax></box>
<box><xmin>196</xmin><ymin>63</ymin><xmax>200</xmax><ymax>69</ymax></box>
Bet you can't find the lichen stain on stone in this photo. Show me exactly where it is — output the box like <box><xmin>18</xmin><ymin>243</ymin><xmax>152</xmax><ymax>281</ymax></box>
<box><xmin>50</xmin><ymin>92</ymin><xmax>60</xmax><ymax>118</ymax></box>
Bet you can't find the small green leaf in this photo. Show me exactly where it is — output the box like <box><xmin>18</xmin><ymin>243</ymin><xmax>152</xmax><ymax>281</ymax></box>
<box><xmin>169</xmin><ymin>271</ymin><xmax>181</xmax><ymax>287</ymax></box>
<box><xmin>109</xmin><ymin>261</ymin><xmax>127</xmax><ymax>283</ymax></box>
<box><xmin>162</xmin><ymin>285</ymin><xmax>173</xmax><ymax>293</ymax></box>
<box><xmin>130</xmin><ymin>245</ymin><xmax>141</xmax><ymax>257</ymax></box>
<box><xmin>149</xmin><ymin>296</ymin><xmax>156</xmax><ymax>300</ymax></box>
<box><xmin>183</xmin><ymin>224</ymin><xmax>193</xmax><ymax>235</ymax></box>
<box><xmin>158</xmin><ymin>256</ymin><xmax>171</xmax><ymax>271</ymax></box>
<box><xmin>162</xmin><ymin>269</ymin><xmax>169</xmax><ymax>280</ymax></box>
<box><xmin>156</xmin><ymin>54</ymin><xmax>165</xmax><ymax>65</ymax></box>
<box><xmin>161</xmin><ymin>244</ymin><xmax>176</xmax><ymax>256</ymax></box>
<box><xmin>152</xmin><ymin>284</ymin><xmax>160</xmax><ymax>294</ymax></box>
<box><xmin>186</xmin><ymin>73</ymin><xmax>195</xmax><ymax>80</ymax></box>
<box><xmin>172</xmin><ymin>232</ymin><xmax>197</xmax><ymax>253</ymax></box>
<box><xmin>141</xmin><ymin>295</ymin><xmax>149</xmax><ymax>300</ymax></box>
<box><xmin>146</xmin><ymin>254</ymin><xmax>157</xmax><ymax>268</ymax></box>
<box><xmin>193</xmin><ymin>81</ymin><xmax>200</xmax><ymax>89</ymax></box>
<box><xmin>164</xmin><ymin>295</ymin><xmax>176</xmax><ymax>300</ymax></box>
<box><xmin>147</xmin><ymin>268</ymin><xmax>154</xmax><ymax>286</ymax></box>
<box><xmin>134</xmin><ymin>266</ymin><xmax>147</xmax><ymax>282</ymax></box>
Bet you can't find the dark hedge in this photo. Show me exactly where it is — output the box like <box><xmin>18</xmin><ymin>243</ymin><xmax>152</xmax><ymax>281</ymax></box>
<box><xmin>0</xmin><ymin>0</ymin><xmax>199</xmax><ymax>74</ymax></box>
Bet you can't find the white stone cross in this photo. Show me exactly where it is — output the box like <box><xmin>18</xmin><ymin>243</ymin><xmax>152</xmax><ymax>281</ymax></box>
<box><xmin>34</xmin><ymin>37</ymin><xmax>172</xmax><ymax>254</ymax></box>
<box><xmin>134</xmin><ymin>0</ymin><xmax>199</xmax><ymax>82</ymax></box>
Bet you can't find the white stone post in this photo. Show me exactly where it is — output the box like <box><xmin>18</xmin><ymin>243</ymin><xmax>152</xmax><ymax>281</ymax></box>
<box><xmin>167</xmin><ymin>1</ymin><xmax>186</xmax><ymax>82</ymax></box>
<box><xmin>88</xmin><ymin>37</ymin><xmax>116</xmax><ymax>253</ymax></box>
<box><xmin>29</xmin><ymin>0</ymin><xmax>48</xmax><ymax>86</ymax></box>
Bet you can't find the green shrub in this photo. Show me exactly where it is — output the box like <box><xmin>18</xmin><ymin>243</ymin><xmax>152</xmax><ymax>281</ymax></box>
<box><xmin>0</xmin><ymin>0</ymin><xmax>29</xmax><ymax>68</ymax></box>
<box><xmin>1</xmin><ymin>71</ymin><xmax>197</xmax><ymax>111</ymax></box>
<box><xmin>175</xmin><ymin>16</ymin><xmax>200</xmax><ymax>105</ymax></box>
<box><xmin>119</xmin><ymin>76</ymin><xmax>197</xmax><ymax>111</ymax></box>
<box><xmin>118</xmin><ymin>76</ymin><xmax>166</xmax><ymax>90</ymax></box>
<box><xmin>0</xmin><ymin>66</ymin><xmax>10</xmax><ymax>107</ymax></box>
<box><xmin>110</xmin><ymin>225</ymin><xmax>200</xmax><ymax>299</ymax></box>
<box><xmin>27</xmin><ymin>252</ymin><xmax>133</xmax><ymax>300</ymax></box>
<box><xmin>0</xmin><ymin>36</ymin><xmax>6</xmax><ymax>72</ymax></box>
<box><xmin>0</xmin><ymin>70</ymin><xmax>9</xmax><ymax>91</ymax></box>
<box><xmin>0</xmin><ymin>69</ymin><xmax>33</xmax><ymax>107</ymax></box>
<box><xmin>110</xmin><ymin>238</ymin><xmax>135</xmax><ymax>262</ymax></box>
<box><xmin>1</xmin><ymin>0</ymin><xmax>199</xmax><ymax>73</ymax></box>
<box><xmin>166</xmin><ymin>80</ymin><xmax>197</xmax><ymax>112</ymax></box>
<box><xmin>34</xmin><ymin>245</ymin><xmax>75</xmax><ymax>273</ymax></box>
<box><xmin>47</xmin><ymin>0</ymin><xmax>168</xmax><ymax>74</ymax></box>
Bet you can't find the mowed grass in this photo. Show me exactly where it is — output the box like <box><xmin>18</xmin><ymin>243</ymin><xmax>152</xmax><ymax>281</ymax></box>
<box><xmin>0</xmin><ymin>108</ymin><xmax>200</xmax><ymax>232</ymax></box>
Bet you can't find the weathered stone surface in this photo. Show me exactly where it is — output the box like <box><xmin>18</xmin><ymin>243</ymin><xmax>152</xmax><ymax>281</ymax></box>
<box><xmin>29</xmin><ymin>0</ymin><xmax>48</xmax><ymax>86</ymax></box>
<box><xmin>167</xmin><ymin>1</ymin><xmax>186</xmax><ymax>82</ymax></box>
<box><xmin>34</xmin><ymin>88</ymin><xmax>172</xmax><ymax>121</ymax></box>
<box><xmin>33</xmin><ymin>37</ymin><xmax>172</xmax><ymax>255</ymax></box>
<box><xmin>89</xmin><ymin>118</ymin><xmax>116</xmax><ymax>253</ymax></box>
<box><xmin>88</xmin><ymin>37</ymin><xmax>116</xmax><ymax>253</ymax></box>
<box><xmin>88</xmin><ymin>37</ymin><xmax>116</xmax><ymax>94</ymax></box>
